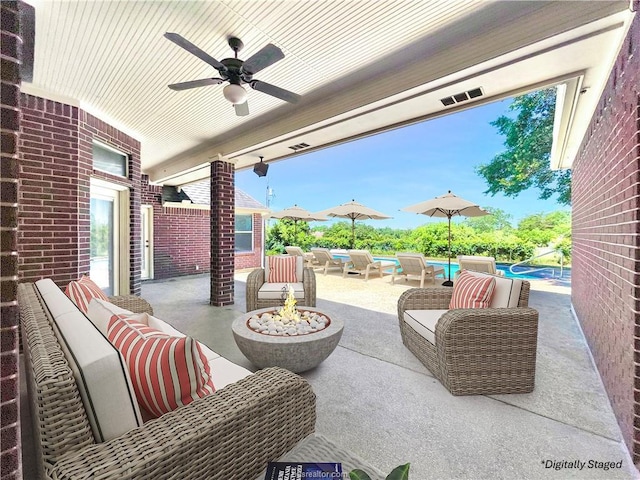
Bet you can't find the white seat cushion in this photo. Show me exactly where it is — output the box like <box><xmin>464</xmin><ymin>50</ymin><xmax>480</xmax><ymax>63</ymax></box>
<box><xmin>258</xmin><ymin>282</ymin><xmax>305</xmax><ymax>300</ymax></box>
<box><xmin>461</xmin><ymin>271</ymin><xmax>523</xmax><ymax>308</ymax></box>
<box><xmin>403</xmin><ymin>309</ymin><xmax>448</xmax><ymax>345</ymax></box>
<box><xmin>208</xmin><ymin>357</ymin><xmax>253</xmax><ymax>390</ymax></box>
<box><xmin>35</xmin><ymin>279</ymin><xmax>143</xmax><ymax>442</ymax></box>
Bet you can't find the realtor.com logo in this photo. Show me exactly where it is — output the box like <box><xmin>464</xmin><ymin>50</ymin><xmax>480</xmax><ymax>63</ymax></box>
<box><xmin>541</xmin><ymin>459</ymin><xmax>623</xmax><ymax>472</ymax></box>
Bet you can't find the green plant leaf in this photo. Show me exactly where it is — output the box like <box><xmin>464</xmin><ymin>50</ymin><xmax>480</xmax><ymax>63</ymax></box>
<box><xmin>349</xmin><ymin>469</ymin><xmax>373</xmax><ymax>480</ymax></box>
<box><xmin>386</xmin><ymin>463</ymin><xmax>410</xmax><ymax>480</ymax></box>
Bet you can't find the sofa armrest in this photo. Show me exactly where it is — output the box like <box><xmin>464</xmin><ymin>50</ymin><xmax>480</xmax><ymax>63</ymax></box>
<box><xmin>46</xmin><ymin>367</ymin><xmax>316</xmax><ymax>480</ymax></box>
<box><xmin>435</xmin><ymin>307</ymin><xmax>539</xmax><ymax>363</ymax></box>
<box><xmin>397</xmin><ymin>287</ymin><xmax>453</xmax><ymax>319</ymax></box>
<box><xmin>246</xmin><ymin>268</ymin><xmax>266</xmax><ymax>312</ymax></box>
<box><xmin>302</xmin><ymin>267</ymin><xmax>316</xmax><ymax>307</ymax></box>
<box><xmin>108</xmin><ymin>295</ymin><xmax>154</xmax><ymax>315</ymax></box>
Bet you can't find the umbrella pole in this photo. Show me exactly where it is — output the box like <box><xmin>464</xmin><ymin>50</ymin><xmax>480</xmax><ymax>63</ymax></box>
<box><xmin>351</xmin><ymin>218</ymin><xmax>355</xmax><ymax>249</ymax></box>
<box><xmin>443</xmin><ymin>215</ymin><xmax>453</xmax><ymax>287</ymax></box>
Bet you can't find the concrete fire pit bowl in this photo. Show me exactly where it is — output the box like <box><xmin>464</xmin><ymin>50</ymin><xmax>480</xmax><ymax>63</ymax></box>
<box><xmin>232</xmin><ymin>307</ymin><xmax>344</xmax><ymax>373</ymax></box>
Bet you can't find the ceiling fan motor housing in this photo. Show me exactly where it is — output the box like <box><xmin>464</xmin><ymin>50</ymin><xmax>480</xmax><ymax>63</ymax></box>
<box><xmin>220</xmin><ymin>57</ymin><xmax>251</xmax><ymax>84</ymax></box>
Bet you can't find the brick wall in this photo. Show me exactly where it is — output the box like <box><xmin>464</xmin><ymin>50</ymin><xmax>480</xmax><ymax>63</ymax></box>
<box><xmin>141</xmin><ymin>177</ymin><xmax>263</xmax><ymax>279</ymax></box>
<box><xmin>210</xmin><ymin>160</ymin><xmax>235</xmax><ymax>306</ymax></box>
<box><xmin>1</xmin><ymin>2</ymin><xmax>23</xmax><ymax>477</ymax></box>
<box><xmin>18</xmin><ymin>95</ymin><xmax>142</xmax><ymax>294</ymax></box>
<box><xmin>571</xmin><ymin>12</ymin><xmax>639</xmax><ymax>463</ymax></box>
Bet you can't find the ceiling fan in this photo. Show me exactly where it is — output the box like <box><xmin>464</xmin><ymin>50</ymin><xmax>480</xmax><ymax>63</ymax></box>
<box><xmin>165</xmin><ymin>33</ymin><xmax>300</xmax><ymax>116</ymax></box>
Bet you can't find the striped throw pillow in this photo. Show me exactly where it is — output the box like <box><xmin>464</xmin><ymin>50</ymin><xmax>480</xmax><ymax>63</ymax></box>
<box><xmin>449</xmin><ymin>270</ymin><xmax>496</xmax><ymax>309</ymax></box>
<box><xmin>65</xmin><ymin>276</ymin><xmax>109</xmax><ymax>313</ymax></box>
<box><xmin>268</xmin><ymin>255</ymin><xmax>298</xmax><ymax>283</ymax></box>
<box><xmin>107</xmin><ymin>315</ymin><xmax>215</xmax><ymax>418</ymax></box>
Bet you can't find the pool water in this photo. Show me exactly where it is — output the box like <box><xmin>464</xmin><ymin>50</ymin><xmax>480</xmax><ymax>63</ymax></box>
<box><xmin>333</xmin><ymin>255</ymin><xmax>569</xmax><ymax>281</ymax></box>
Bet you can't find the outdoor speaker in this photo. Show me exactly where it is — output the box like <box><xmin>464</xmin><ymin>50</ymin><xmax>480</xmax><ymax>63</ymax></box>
<box><xmin>253</xmin><ymin>160</ymin><xmax>268</xmax><ymax>177</ymax></box>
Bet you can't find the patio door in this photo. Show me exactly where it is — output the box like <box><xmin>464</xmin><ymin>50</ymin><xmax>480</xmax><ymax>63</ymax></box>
<box><xmin>141</xmin><ymin>205</ymin><xmax>153</xmax><ymax>279</ymax></box>
<box><xmin>90</xmin><ymin>180</ymin><xmax>129</xmax><ymax>295</ymax></box>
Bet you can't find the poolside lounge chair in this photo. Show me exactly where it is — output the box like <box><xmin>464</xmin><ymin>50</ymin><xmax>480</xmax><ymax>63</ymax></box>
<box><xmin>457</xmin><ymin>255</ymin><xmax>505</xmax><ymax>276</ymax></box>
<box><xmin>310</xmin><ymin>247</ymin><xmax>347</xmax><ymax>275</ymax></box>
<box><xmin>343</xmin><ymin>249</ymin><xmax>396</xmax><ymax>281</ymax></box>
<box><xmin>393</xmin><ymin>252</ymin><xmax>445</xmax><ymax>287</ymax></box>
<box><xmin>285</xmin><ymin>246</ymin><xmax>316</xmax><ymax>267</ymax></box>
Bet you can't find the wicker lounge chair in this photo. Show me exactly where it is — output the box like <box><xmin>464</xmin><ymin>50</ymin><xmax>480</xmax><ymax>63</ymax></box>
<box><xmin>343</xmin><ymin>249</ymin><xmax>396</xmax><ymax>281</ymax></box>
<box><xmin>393</xmin><ymin>252</ymin><xmax>445</xmax><ymax>287</ymax></box>
<box><xmin>457</xmin><ymin>255</ymin><xmax>505</xmax><ymax>276</ymax></box>
<box><xmin>310</xmin><ymin>247</ymin><xmax>347</xmax><ymax>275</ymax></box>
<box><xmin>246</xmin><ymin>255</ymin><xmax>316</xmax><ymax>311</ymax></box>
<box><xmin>397</xmin><ymin>272</ymin><xmax>539</xmax><ymax>395</ymax></box>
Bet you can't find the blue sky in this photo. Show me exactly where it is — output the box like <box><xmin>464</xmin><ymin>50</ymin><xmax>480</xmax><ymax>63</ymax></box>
<box><xmin>236</xmin><ymin>99</ymin><xmax>569</xmax><ymax>230</ymax></box>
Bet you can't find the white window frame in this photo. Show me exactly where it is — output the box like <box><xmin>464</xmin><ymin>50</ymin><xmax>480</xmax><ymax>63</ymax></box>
<box><xmin>90</xmin><ymin>178</ymin><xmax>130</xmax><ymax>295</ymax></box>
<box><xmin>235</xmin><ymin>214</ymin><xmax>254</xmax><ymax>253</ymax></box>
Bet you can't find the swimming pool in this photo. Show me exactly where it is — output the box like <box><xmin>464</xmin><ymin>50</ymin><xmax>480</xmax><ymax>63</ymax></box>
<box><xmin>332</xmin><ymin>254</ymin><xmax>569</xmax><ymax>281</ymax></box>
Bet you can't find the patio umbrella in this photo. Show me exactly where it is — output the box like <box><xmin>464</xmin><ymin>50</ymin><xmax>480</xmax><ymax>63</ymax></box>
<box><xmin>268</xmin><ymin>204</ymin><xmax>327</xmax><ymax>235</ymax></box>
<box><xmin>402</xmin><ymin>191</ymin><xmax>489</xmax><ymax>286</ymax></box>
<box><xmin>316</xmin><ymin>199</ymin><xmax>392</xmax><ymax>248</ymax></box>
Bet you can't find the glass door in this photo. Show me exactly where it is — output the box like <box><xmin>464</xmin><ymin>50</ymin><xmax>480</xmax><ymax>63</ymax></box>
<box><xmin>90</xmin><ymin>185</ymin><xmax>120</xmax><ymax>295</ymax></box>
<box><xmin>141</xmin><ymin>205</ymin><xmax>153</xmax><ymax>280</ymax></box>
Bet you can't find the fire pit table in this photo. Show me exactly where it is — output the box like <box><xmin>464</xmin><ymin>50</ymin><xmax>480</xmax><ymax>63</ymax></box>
<box><xmin>232</xmin><ymin>307</ymin><xmax>344</xmax><ymax>373</ymax></box>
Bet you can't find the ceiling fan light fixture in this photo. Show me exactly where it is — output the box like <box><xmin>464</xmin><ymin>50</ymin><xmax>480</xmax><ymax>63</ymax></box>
<box><xmin>223</xmin><ymin>83</ymin><xmax>247</xmax><ymax>104</ymax></box>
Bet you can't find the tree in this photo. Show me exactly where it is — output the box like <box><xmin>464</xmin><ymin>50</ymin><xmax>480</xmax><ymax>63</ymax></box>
<box><xmin>462</xmin><ymin>207</ymin><xmax>513</xmax><ymax>233</ymax></box>
<box><xmin>476</xmin><ymin>88</ymin><xmax>571</xmax><ymax>205</ymax></box>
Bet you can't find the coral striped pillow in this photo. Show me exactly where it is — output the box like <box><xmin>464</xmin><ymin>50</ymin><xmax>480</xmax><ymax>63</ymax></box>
<box><xmin>65</xmin><ymin>276</ymin><xmax>109</xmax><ymax>313</ymax></box>
<box><xmin>268</xmin><ymin>255</ymin><xmax>298</xmax><ymax>283</ymax></box>
<box><xmin>107</xmin><ymin>315</ymin><xmax>215</xmax><ymax>418</ymax></box>
<box><xmin>449</xmin><ymin>270</ymin><xmax>496</xmax><ymax>309</ymax></box>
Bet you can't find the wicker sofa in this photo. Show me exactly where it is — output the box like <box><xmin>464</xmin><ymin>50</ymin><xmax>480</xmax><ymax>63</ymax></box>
<box><xmin>397</xmin><ymin>272</ymin><xmax>539</xmax><ymax>395</ymax></box>
<box><xmin>19</xmin><ymin>280</ymin><xmax>316</xmax><ymax>480</ymax></box>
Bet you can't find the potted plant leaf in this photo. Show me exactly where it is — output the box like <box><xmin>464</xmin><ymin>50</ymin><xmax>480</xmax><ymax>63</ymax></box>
<box><xmin>350</xmin><ymin>463</ymin><xmax>410</xmax><ymax>480</ymax></box>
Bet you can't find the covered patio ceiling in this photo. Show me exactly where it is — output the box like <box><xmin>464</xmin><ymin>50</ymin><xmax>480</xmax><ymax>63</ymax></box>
<box><xmin>24</xmin><ymin>1</ymin><xmax>635</xmax><ymax>186</ymax></box>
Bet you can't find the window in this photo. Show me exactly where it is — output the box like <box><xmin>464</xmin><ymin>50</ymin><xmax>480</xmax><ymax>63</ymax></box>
<box><xmin>93</xmin><ymin>141</ymin><xmax>128</xmax><ymax>177</ymax></box>
<box><xmin>235</xmin><ymin>214</ymin><xmax>253</xmax><ymax>252</ymax></box>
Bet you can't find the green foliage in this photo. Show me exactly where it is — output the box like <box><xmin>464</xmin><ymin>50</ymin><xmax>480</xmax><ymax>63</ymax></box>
<box><xmin>477</xmin><ymin>88</ymin><xmax>571</xmax><ymax>206</ymax></box>
<box><xmin>264</xmin><ymin>209</ymin><xmax>571</xmax><ymax>265</ymax></box>
<box><xmin>350</xmin><ymin>463</ymin><xmax>410</xmax><ymax>480</ymax></box>
<box><xmin>462</xmin><ymin>207</ymin><xmax>513</xmax><ymax>233</ymax></box>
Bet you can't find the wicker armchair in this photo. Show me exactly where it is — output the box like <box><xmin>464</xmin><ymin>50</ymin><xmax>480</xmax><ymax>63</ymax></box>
<box><xmin>246</xmin><ymin>256</ymin><xmax>316</xmax><ymax>312</ymax></box>
<box><xmin>397</xmin><ymin>282</ymin><xmax>539</xmax><ymax>395</ymax></box>
<box><xmin>107</xmin><ymin>294</ymin><xmax>154</xmax><ymax>314</ymax></box>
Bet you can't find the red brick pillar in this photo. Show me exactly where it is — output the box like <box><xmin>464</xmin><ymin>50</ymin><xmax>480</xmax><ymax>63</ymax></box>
<box><xmin>1</xmin><ymin>1</ymin><xmax>23</xmax><ymax>478</ymax></box>
<box><xmin>210</xmin><ymin>159</ymin><xmax>235</xmax><ymax>306</ymax></box>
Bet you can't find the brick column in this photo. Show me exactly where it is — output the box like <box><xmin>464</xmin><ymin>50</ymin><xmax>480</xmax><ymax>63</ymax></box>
<box><xmin>210</xmin><ymin>159</ymin><xmax>235</xmax><ymax>306</ymax></box>
<box><xmin>1</xmin><ymin>1</ymin><xmax>23</xmax><ymax>478</ymax></box>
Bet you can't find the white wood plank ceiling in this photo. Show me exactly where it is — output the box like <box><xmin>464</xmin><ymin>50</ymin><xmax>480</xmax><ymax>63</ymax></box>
<box><xmin>24</xmin><ymin>0</ymin><xmax>634</xmax><ymax>185</ymax></box>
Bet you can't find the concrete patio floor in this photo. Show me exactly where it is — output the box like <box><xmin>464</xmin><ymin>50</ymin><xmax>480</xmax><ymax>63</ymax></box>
<box><xmin>136</xmin><ymin>270</ymin><xmax>637</xmax><ymax>479</ymax></box>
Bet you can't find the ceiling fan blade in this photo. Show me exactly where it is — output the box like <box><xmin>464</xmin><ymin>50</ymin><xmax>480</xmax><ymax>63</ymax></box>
<box><xmin>164</xmin><ymin>32</ymin><xmax>227</xmax><ymax>73</ymax></box>
<box><xmin>234</xmin><ymin>101</ymin><xmax>250</xmax><ymax>117</ymax></box>
<box><xmin>241</xmin><ymin>44</ymin><xmax>284</xmax><ymax>75</ymax></box>
<box><xmin>250</xmin><ymin>80</ymin><xmax>300</xmax><ymax>104</ymax></box>
<box><xmin>168</xmin><ymin>78</ymin><xmax>224</xmax><ymax>91</ymax></box>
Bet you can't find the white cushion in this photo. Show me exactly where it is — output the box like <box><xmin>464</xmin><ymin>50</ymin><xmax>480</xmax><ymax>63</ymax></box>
<box><xmin>208</xmin><ymin>356</ymin><xmax>253</xmax><ymax>390</ymax></box>
<box><xmin>35</xmin><ymin>279</ymin><xmax>143</xmax><ymax>443</ymax></box>
<box><xmin>461</xmin><ymin>271</ymin><xmax>523</xmax><ymax>308</ymax></box>
<box><xmin>258</xmin><ymin>282</ymin><xmax>306</xmax><ymax>300</ymax></box>
<box><xmin>264</xmin><ymin>255</ymin><xmax>304</xmax><ymax>282</ymax></box>
<box><xmin>403</xmin><ymin>309</ymin><xmax>449</xmax><ymax>345</ymax></box>
<box><xmin>87</xmin><ymin>299</ymin><xmax>220</xmax><ymax>363</ymax></box>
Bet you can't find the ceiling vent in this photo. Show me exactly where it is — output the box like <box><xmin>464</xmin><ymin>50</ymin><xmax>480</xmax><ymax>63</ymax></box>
<box><xmin>288</xmin><ymin>142</ymin><xmax>310</xmax><ymax>151</ymax></box>
<box><xmin>440</xmin><ymin>87</ymin><xmax>484</xmax><ymax>107</ymax></box>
